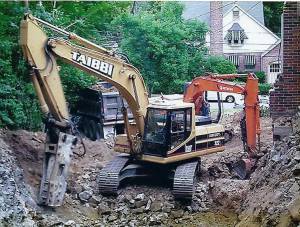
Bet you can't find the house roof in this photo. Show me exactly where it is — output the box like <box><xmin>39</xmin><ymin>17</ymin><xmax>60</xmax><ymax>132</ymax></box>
<box><xmin>182</xmin><ymin>1</ymin><xmax>265</xmax><ymax>26</ymax></box>
<box><xmin>228</xmin><ymin>23</ymin><xmax>244</xmax><ymax>31</ymax></box>
<box><xmin>224</xmin><ymin>3</ymin><xmax>280</xmax><ymax>41</ymax></box>
<box><xmin>261</xmin><ymin>40</ymin><xmax>281</xmax><ymax>57</ymax></box>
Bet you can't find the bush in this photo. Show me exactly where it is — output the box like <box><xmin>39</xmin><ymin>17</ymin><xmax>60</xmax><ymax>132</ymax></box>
<box><xmin>256</xmin><ymin>71</ymin><xmax>266</xmax><ymax>83</ymax></box>
<box><xmin>204</xmin><ymin>56</ymin><xmax>237</xmax><ymax>75</ymax></box>
<box><xmin>259</xmin><ymin>83</ymin><xmax>272</xmax><ymax>95</ymax></box>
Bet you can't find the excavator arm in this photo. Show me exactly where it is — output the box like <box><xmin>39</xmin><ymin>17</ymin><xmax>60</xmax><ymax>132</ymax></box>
<box><xmin>184</xmin><ymin>73</ymin><xmax>261</xmax><ymax>157</ymax></box>
<box><xmin>20</xmin><ymin>14</ymin><xmax>149</xmax><ymax>206</ymax></box>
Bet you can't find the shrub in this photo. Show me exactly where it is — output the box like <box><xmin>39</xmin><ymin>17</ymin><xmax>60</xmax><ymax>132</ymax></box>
<box><xmin>256</xmin><ymin>71</ymin><xmax>266</xmax><ymax>83</ymax></box>
<box><xmin>259</xmin><ymin>83</ymin><xmax>272</xmax><ymax>95</ymax></box>
<box><xmin>204</xmin><ymin>56</ymin><xmax>237</xmax><ymax>75</ymax></box>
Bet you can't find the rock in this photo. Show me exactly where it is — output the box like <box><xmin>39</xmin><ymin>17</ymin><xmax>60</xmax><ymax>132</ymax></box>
<box><xmin>186</xmin><ymin>206</ymin><xmax>193</xmax><ymax>212</ymax></box>
<box><xmin>82</xmin><ymin>174</ymin><xmax>90</xmax><ymax>179</ymax></box>
<box><xmin>170</xmin><ymin>210</ymin><xmax>184</xmax><ymax>219</ymax></box>
<box><xmin>71</xmin><ymin>183</ymin><xmax>83</xmax><ymax>194</ymax></box>
<box><xmin>211</xmin><ymin>179</ymin><xmax>249</xmax><ymax>210</ymax></box>
<box><xmin>271</xmin><ymin>154</ymin><xmax>281</xmax><ymax>162</ymax></box>
<box><xmin>64</xmin><ymin>220</ymin><xmax>75</xmax><ymax>226</ymax></box>
<box><xmin>107</xmin><ymin>214</ymin><xmax>118</xmax><ymax>222</ymax></box>
<box><xmin>96</xmin><ymin>162</ymin><xmax>104</xmax><ymax>169</ymax></box>
<box><xmin>90</xmin><ymin>195</ymin><xmax>102</xmax><ymax>205</ymax></box>
<box><xmin>135</xmin><ymin>200</ymin><xmax>147</xmax><ymax>208</ymax></box>
<box><xmin>132</xmin><ymin>207</ymin><xmax>144</xmax><ymax>214</ymax></box>
<box><xmin>124</xmin><ymin>194</ymin><xmax>133</xmax><ymax>202</ymax></box>
<box><xmin>98</xmin><ymin>204</ymin><xmax>111</xmax><ymax>215</ymax></box>
<box><xmin>117</xmin><ymin>195</ymin><xmax>126</xmax><ymax>203</ymax></box>
<box><xmin>149</xmin><ymin>215</ymin><xmax>161</xmax><ymax>226</ymax></box>
<box><xmin>162</xmin><ymin>206</ymin><xmax>171</xmax><ymax>213</ymax></box>
<box><xmin>145</xmin><ymin>200</ymin><xmax>151</xmax><ymax>211</ymax></box>
<box><xmin>78</xmin><ymin>190</ymin><xmax>93</xmax><ymax>202</ymax></box>
<box><xmin>150</xmin><ymin>201</ymin><xmax>162</xmax><ymax>212</ymax></box>
<box><xmin>135</xmin><ymin>193</ymin><xmax>145</xmax><ymax>201</ymax></box>
<box><xmin>261</xmin><ymin>146</ymin><xmax>269</xmax><ymax>154</ymax></box>
<box><xmin>292</xmin><ymin>164</ymin><xmax>300</xmax><ymax>175</ymax></box>
<box><xmin>289</xmin><ymin>182</ymin><xmax>300</xmax><ymax>194</ymax></box>
<box><xmin>288</xmin><ymin>198</ymin><xmax>300</xmax><ymax>221</ymax></box>
<box><xmin>294</xmin><ymin>151</ymin><xmax>300</xmax><ymax>162</ymax></box>
<box><xmin>162</xmin><ymin>202</ymin><xmax>173</xmax><ymax>213</ymax></box>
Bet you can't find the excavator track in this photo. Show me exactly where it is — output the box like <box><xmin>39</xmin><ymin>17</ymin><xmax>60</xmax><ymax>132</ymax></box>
<box><xmin>98</xmin><ymin>156</ymin><xmax>130</xmax><ymax>195</ymax></box>
<box><xmin>173</xmin><ymin>160</ymin><xmax>200</xmax><ymax>199</ymax></box>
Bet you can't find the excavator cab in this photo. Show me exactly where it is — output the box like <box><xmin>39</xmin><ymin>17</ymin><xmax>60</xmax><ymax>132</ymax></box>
<box><xmin>142</xmin><ymin>107</ymin><xmax>192</xmax><ymax>157</ymax></box>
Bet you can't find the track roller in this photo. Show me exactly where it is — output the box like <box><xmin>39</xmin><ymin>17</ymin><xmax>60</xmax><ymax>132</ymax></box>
<box><xmin>98</xmin><ymin>155</ymin><xmax>130</xmax><ymax>195</ymax></box>
<box><xmin>173</xmin><ymin>160</ymin><xmax>200</xmax><ymax>200</ymax></box>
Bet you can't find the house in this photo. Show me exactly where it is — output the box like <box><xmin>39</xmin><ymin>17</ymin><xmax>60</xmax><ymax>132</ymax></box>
<box><xmin>270</xmin><ymin>2</ymin><xmax>300</xmax><ymax>117</ymax></box>
<box><xmin>182</xmin><ymin>1</ymin><xmax>282</xmax><ymax>84</ymax></box>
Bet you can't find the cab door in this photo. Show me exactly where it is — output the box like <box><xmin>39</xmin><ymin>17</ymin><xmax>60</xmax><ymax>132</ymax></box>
<box><xmin>170</xmin><ymin>108</ymin><xmax>192</xmax><ymax>150</ymax></box>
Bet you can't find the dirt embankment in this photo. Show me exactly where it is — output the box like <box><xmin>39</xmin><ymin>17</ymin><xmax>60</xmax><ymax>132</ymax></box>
<box><xmin>1</xmin><ymin>114</ymin><xmax>299</xmax><ymax>226</ymax></box>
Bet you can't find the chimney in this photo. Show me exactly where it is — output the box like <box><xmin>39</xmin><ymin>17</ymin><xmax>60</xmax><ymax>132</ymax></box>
<box><xmin>210</xmin><ymin>1</ymin><xmax>223</xmax><ymax>55</ymax></box>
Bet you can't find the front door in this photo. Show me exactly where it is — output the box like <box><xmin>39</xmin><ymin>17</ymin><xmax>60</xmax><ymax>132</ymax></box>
<box><xmin>268</xmin><ymin>62</ymin><xmax>281</xmax><ymax>84</ymax></box>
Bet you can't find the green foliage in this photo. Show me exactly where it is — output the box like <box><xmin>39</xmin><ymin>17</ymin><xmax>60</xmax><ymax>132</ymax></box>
<box><xmin>256</xmin><ymin>71</ymin><xmax>266</xmax><ymax>83</ymax></box>
<box><xmin>115</xmin><ymin>2</ymin><xmax>236</xmax><ymax>94</ymax></box>
<box><xmin>203</xmin><ymin>56</ymin><xmax>237</xmax><ymax>75</ymax></box>
<box><xmin>264</xmin><ymin>2</ymin><xmax>284</xmax><ymax>37</ymax></box>
<box><xmin>0</xmin><ymin>2</ymin><xmax>130</xmax><ymax>130</ymax></box>
<box><xmin>259</xmin><ymin>83</ymin><xmax>272</xmax><ymax>95</ymax></box>
<box><xmin>0</xmin><ymin>1</ymin><xmax>237</xmax><ymax>130</ymax></box>
<box><xmin>0</xmin><ymin>3</ymin><xmax>41</xmax><ymax>130</ymax></box>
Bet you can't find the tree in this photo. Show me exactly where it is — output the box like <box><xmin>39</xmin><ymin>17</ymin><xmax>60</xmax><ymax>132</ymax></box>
<box><xmin>0</xmin><ymin>2</ymin><xmax>130</xmax><ymax>129</ymax></box>
<box><xmin>264</xmin><ymin>2</ymin><xmax>284</xmax><ymax>37</ymax></box>
<box><xmin>115</xmin><ymin>2</ymin><xmax>236</xmax><ymax>94</ymax></box>
<box><xmin>0</xmin><ymin>1</ymin><xmax>235</xmax><ymax>129</ymax></box>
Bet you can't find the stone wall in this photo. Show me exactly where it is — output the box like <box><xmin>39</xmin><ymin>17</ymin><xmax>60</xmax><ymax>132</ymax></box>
<box><xmin>270</xmin><ymin>2</ymin><xmax>300</xmax><ymax>117</ymax></box>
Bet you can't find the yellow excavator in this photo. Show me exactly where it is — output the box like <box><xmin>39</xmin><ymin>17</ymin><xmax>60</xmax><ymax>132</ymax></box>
<box><xmin>20</xmin><ymin>15</ymin><xmax>261</xmax><ymax>207</ymax></box>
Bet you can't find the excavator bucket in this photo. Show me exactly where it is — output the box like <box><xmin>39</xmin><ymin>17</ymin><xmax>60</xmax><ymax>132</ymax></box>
<box><xmin>232</xmin><ymin>158</ymin><xmax>256</xmax><ymax>179</ymax></box>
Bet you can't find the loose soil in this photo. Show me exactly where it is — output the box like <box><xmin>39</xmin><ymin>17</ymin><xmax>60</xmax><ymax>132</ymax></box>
<box><xmin>1</xmin><ymin>113</ymin><xmax>299</xmax><ymax>227</ymax></box>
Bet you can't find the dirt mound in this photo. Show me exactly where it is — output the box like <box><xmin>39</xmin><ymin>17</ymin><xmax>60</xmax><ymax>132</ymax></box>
<box><xmin>237</xmin><ymin>114</ymin><xmax>300</xmax><ymax>226</ymax></box>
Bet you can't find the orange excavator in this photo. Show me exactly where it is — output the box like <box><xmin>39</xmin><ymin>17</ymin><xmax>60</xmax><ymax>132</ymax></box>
<box><xmin>183</xmin><ymin>73</ymin><xmax>261</xmax><ymax>178</ymax></box>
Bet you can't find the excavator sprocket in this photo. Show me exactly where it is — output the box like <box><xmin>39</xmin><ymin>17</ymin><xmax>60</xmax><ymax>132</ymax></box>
<box><xmin>98</xmin><ymin>155</ymin><xmax>130</xmax><ymax>195</ymax></box>
<box><xmin>173</xmin><ymin>160</ymin><xmax>200</xmax><ymax>200</ymax></box>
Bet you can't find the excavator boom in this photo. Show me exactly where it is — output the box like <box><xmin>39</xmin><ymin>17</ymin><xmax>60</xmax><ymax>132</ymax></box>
<box><xmin>184</xmin><ymin>73</ymin><xmax>261</xmax><ymax>158</ymax></box>
<box><xmin>20</xmin><ymin>14</ymin><xmax>149</xmax><ymax>206</ymax></box>
<box><xmin>20</xmin><ymin>14</ymin><xmax>149</xmax><ymax>134</ymax></box>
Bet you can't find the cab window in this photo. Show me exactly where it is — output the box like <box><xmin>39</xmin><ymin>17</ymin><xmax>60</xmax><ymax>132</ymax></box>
<box><xmin>170</xmin><ymin>110</ymin><xmax>185</xmax><ymax>148</ymax></box>
<box><xmin>171</xmin><ymin>111</ymin><xmax>185</xmax><ymax>133</ymax></box>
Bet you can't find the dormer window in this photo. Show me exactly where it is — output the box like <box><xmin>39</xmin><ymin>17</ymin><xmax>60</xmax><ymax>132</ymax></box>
<box><xmin>233</xmin><ymin>10</ymin><xmax>239</xmax><ymax>18</ymax></box>
<box><xmin>225</xmin><ymin>23</ymin><xmax>248</xmax><ymax>45</ymax></box>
